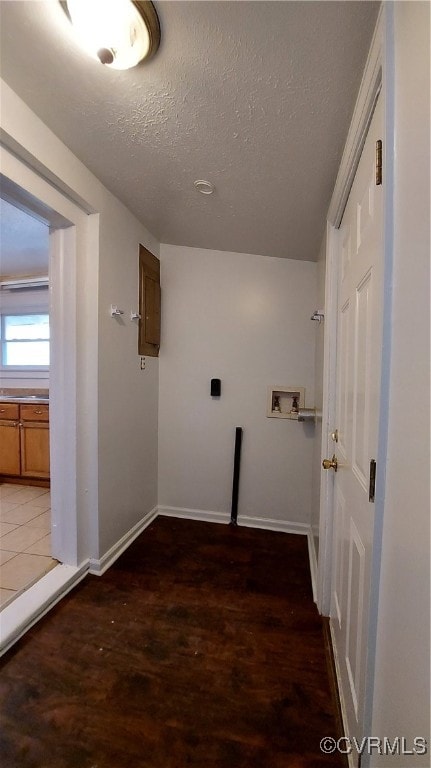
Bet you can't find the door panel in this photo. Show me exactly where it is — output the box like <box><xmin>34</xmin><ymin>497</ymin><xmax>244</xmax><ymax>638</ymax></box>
<box><xmin>144</xmin><ymin>275</ymin><xmax>161</xmax><ymax>346</ymax></box>
<box><xmin>353</xmin><ymin>269</ymin><xmax>373</xmax><ymax>488</ymax></box>
<box><xmin>345</xmin><ymin>518</ymin><xmax>366</xmax><ymax>719</ymax></box>
<box><xmin>139</xmin><ymin>245</ymin><xmax>160</xmax><ymax>357</ymax></box>
<box><xmin>341</xmin><ymin>223</ymin><xmax>351</xmax><ymax>283</ymax></box>
<box><xmin>333</xmin><ymin>487</ymin><xmax>346</xmax><ymax>628</ymax></box>
<box><xmin>357</xmin><ymin>164</ymin><xmax>375</xmax><ymax>249</ymax></box>
<box><xmin>330</xmin><ymin>96</ymin><xmax>383</xmax><ymax>759</ymax></box>
<box><xmin>338</xmin><ymin>298</ymin><xmax>351</xmax><ymax>460</ymax></box>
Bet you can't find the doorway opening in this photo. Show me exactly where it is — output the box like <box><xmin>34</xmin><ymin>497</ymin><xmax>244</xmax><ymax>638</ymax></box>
<box><xmin>0</xmin><ymin>196</ymin><xmax>54</xmax><ymax>609</ymax></box>
<box><xmin>0</xmin><ymin>152</ymin><xmax>94</xmax><ymax>651</ymax></box>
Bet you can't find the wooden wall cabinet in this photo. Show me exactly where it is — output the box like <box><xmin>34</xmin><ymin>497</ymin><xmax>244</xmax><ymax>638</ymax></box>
<box><xmin>0</xmin><ymin>402</ymin><xmax>50</xmax><ymax>481</ymax></box>
<box><xmin>139</xmin><ymin>245</ymin><xmax>161</xmax><ymax>357</ymax></box>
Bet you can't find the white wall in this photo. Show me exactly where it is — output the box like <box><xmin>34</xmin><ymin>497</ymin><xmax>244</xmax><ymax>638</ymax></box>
<box><xmin>158</xmin><ymin>245</ymin><xmax>317</xmax><ymax>527</ymax></box>
<box><xmin>0</xmin><ymin>80</ymin><xmax>160</xmax><ymax>563</ymax></box>
<box><xmin>97</xmin><ymin>203</ymin><xmax>159</xmax><ymax>555</ymax></box>
<box><xmin>369</xmin><ymin>3</ymin><xmax>430</xmax><ymax>764</ymax></box>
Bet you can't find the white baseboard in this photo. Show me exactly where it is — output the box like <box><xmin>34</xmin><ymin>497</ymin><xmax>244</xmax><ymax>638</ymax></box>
<box><xmin>238</xmin><ymin>515</ymin><xmax>310</xmax><ymax>536</ymax></box>
<box><xmin>89</xmin><ymin>506</ymin><xmax>158</xmax><ymax>576</ymax></box>
<box><xmin>0</xmin><ymin>561</ymin><xmax>89</xmax><ymax>656</ymax></box>
<box><xmin>158</xmin><ymin>505</ymin><xmax>230</xmax><ymax>525</ymax></box>
<box><xmin>158</xmin><ymin>507</ymin><xmax>313</xmax><ymax>540</ymax></box>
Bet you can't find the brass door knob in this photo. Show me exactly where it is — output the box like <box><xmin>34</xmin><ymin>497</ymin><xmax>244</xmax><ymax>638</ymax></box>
<box><xmin>322</xmin><ymin>454</ymin><xmax>338</xmax><ymax>472</ymax></box>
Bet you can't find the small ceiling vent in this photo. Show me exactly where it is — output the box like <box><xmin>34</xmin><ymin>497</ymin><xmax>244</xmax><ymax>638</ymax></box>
<box><xmin>0</xmin><ymin>276</ymin><xmax>49</xmax><ymax>292</ymax></box>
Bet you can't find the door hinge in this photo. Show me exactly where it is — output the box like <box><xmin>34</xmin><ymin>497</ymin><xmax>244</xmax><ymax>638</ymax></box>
<box><xmin>375</xmin><ymin>139</ymin><xmax>382</xmax><ymax>185</ymax></box>
<box><xmin>369</xmin><ymin>459</ymin><xmax>376</xmax><ymax>502</ymax></box>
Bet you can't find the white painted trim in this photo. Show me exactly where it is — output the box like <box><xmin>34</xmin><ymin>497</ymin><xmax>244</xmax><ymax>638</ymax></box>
<box><xmin>158</xmin><ymin>508</ymin><xmax>311</xmax><ymax>538</ymax></box>
<box><xmin>318</xmin><ymin>9</ymin><xmax>396</xmax><ymax>762</ymax></box>
<box><xmin>329</xmin><ymin>620</ymin><xmax>355</xmax><ymax>768</ymax></box>
<box><xmin>239</xmin><ymin>516</ymin><xmax>309</xmax><ymax>536</ymax></box>
<box><xmin>361</xmin><ymin>7</ymin><xmax>395</xmax><ymax>756</ymax></box>
<box><xmin>0</xmin><ymin>130</ymin><xmax>96</xmax><ymax>216</ymax></box>
<box><xmin>158</xmin><ymin>506</ymin><xmax>230</xmax><ymax>525</ymax></box>
<box><xmin>316</xmin><ymin>222</ymin><xmax>339</xmax><ymax>616</ymax></box>
<box><xmin>307</xmin><ymin>532</ymin><xmax>318</xmax><ymax>603</ymax></box>
<box><xmin>318</xmin><ymin>9</ymin><xmax>383</xmax><ymax>617</ymax></box>
<box><xmin>318</xmin><ymin>11</ymin><xmax>387</xmax><ymax>756</ymax></box>
<box><xmin>89</xmin><ymin>506</ymin><xmax>158</xmax><ymax>575</ymax></box>
<box><xmin>158</xmin><ymin>508</ymin><xmax>312</xmax><ymax>539</ymax></box>
<box><xmin>0</xmin><ymin>147</ymin><xmax>93</xmax><ymax>570</ymax></box>
<box><xmin>0</xmin><ymin>562</ymin><xmax>89</xmax><ymax>656</ymax></box>
<box><xmin>327</xmin><ymin>7</ymin><xmax>383</xmax><ymax>227</ymax></box>
<box><xmin>49</xmin><ymin>227</ymin><xmax>78</xmax><ymax>565</ymax></box>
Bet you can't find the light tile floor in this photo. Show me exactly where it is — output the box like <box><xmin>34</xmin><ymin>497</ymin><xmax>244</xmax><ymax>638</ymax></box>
<box><xmin>0</xmin><ymin>483</ymin><xmax>57</xmax><ymax>610</ymax></box>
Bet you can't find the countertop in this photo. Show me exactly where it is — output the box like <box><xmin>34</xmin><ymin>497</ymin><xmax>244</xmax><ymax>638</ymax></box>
<box><xmin>0</xmin><ymin>397</ymin><xmax>49</xmax><ymax>404</ymax></box>
<box><xmin>0</xmin><ymin>392</ymin><xmax>49</xmax><ymax>404</ymax></box>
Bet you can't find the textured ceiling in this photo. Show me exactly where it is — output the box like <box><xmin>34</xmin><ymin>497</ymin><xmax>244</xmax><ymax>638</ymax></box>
<box><xmin>0</xmin><ymin>199</ymin><xmax>49</xmax><ymax>277</ymax></box>
<box><xmin>0</xmin><ymin>1</ymin><xmax>379</xmax><ymax>261</ymax></box>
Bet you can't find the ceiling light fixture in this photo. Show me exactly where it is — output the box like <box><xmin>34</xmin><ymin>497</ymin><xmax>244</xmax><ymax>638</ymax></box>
<box><xmin>194</xmin><ymin>180</ymin><xmax>215</xmax><ymax>195</ymax></box>
<box><xmin>61</xmin><ymin>0</ymin><xmax>160</xmax><ymax>70</ymax></box>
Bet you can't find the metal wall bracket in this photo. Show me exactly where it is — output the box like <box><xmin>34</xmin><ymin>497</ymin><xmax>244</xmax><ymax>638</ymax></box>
<box><xmin>311</xmin><ymin>310</ymin><xmax>325</xmax><ymax>323</ymax></box>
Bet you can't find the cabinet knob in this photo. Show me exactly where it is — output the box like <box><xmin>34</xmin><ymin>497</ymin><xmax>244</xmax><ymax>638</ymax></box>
<box><xmin>34</xmin><ymin>409</ymin><xmax>43</xmax><ymax>415</ymax></box>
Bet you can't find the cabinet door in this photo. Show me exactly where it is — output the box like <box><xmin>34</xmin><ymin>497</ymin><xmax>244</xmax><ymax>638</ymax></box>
<box><xmin>0</xmin><ymin>420</ymin><xmax>21</xmax><ymax>475</ymax></box>
<box><xmin>138</xmin><ymin>245</ymin><xmax>160</xmax><ymax>357</ymax></box>
<box><xmin>20</xmin><ymin>422</ymin><xmax>50</xmax><ymax>478</ymax></box>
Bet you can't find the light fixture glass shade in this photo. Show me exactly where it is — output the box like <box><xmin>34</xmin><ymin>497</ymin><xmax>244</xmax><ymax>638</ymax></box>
<box><xmin>65</xmin><ymin>0</ymin><xmax>158</xmax><ymax>70</ymax></box>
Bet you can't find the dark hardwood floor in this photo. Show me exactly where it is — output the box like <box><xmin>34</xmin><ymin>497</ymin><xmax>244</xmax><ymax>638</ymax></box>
<box><xmin>0</xmin><ymin>517</ymin><xmax>345</xmax><ymax>767</ymax></box>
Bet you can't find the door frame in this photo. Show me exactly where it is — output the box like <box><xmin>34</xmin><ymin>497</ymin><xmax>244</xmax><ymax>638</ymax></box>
<box><xmin>317</xmin><ymin>4</ymin><xmax>384</xmax><ymax>613</ymax></box>
<box><xmin>317</xmin><ymin>4</ymin><xmax>396</xmax><ymax>756</ymax></box>
<box><xmin>0</xmin><ymin>146</ymin><xmax>98</xmax><ymax>652</ymax></box>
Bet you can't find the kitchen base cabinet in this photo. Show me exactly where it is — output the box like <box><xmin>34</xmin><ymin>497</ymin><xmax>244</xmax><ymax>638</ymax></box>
<box><xmin>0</xmin><ymin>402</ymin><xmax>20</xmax><ymax>476</ymax></box>
<box><xmin>21</xmin><ymin>422</ymin><xmax>50</xmax><ymax>478</ymax></box>
<box><xmin>0</xmin><ymin>402</ymin><xmax>50</xmax><ymax>483</ymax></box>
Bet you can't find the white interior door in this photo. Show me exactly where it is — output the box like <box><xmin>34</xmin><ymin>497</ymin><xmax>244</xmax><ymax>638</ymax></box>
<box><xmin>329</xmin><ymin>96</ymin><xmax>383</xmax><ymax>757</ymax></box>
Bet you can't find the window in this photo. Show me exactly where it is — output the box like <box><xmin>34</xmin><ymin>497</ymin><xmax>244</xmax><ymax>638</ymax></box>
<box><xmin>0</xmin><ymin>313</ymin><xmax>50</xmax><ymax>368</ymax></box>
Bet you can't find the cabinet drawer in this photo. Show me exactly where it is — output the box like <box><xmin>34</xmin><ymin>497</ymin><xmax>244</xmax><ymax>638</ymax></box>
<box><xmin>20</xmin><ymin>404</ymin><xmax>49</xmax><ymax>422</ymax></box>
<box><xmin>0</xmin><ymin>403</ymin><xmax>19</xmax><ymax>420</ymax></box>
